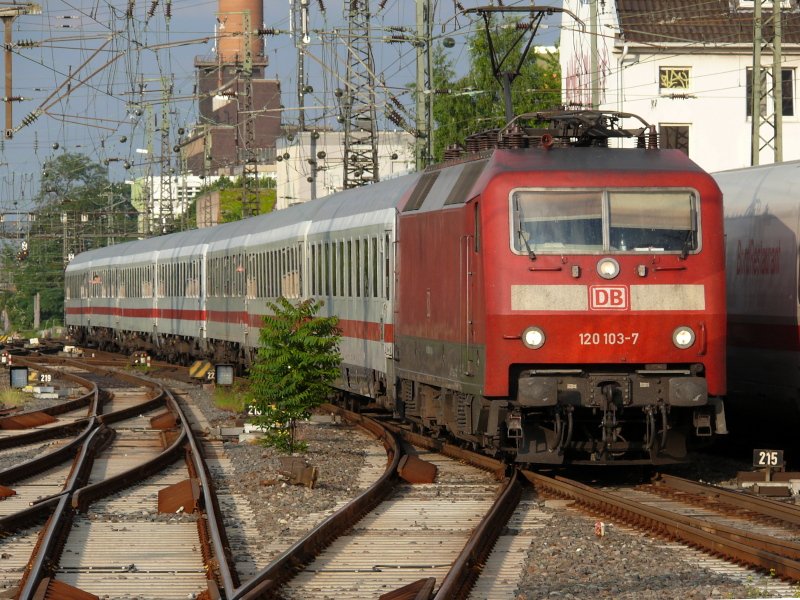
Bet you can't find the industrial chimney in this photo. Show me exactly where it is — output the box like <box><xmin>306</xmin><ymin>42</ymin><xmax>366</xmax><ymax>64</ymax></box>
<box><xmin>217</xmin><ymin>0</ymin><xmax>264</xmax><ymax>62</ymax></box>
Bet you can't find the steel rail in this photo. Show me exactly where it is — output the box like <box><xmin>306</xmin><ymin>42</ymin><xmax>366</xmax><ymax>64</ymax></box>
<box><xmin>15</xmin><ymin>423</ymin><xmax>115</xmax><ymax>599</ymax></box>
<box><xmin>0</xmin><ymin>359</ymin><xmax>99</xmax><ymax>450</ymax></box>
<box><xmin>5</xmin><ymin>356</ymin><xmax>101</xmax><ymax>414</ymax></box>
<box><xmin>0</xmin><ymin>420</ymin><xmax>93</xmax><ymax>485</ymax></box>
<box><xmin>66</xmin><ymin>369</ymin><xmax>234</xmax><ymax>598</ymax></box>
<box><xmin>8</xmin><ymin>359</ymin><xmax>227</xmax><ymax>599</ymax></box>
<box><xmin>378</xmin><ymin>420</ymin><xmax>508</xmax><ymax>476</ymax></box>
<box><xmin>433</xmin><ymin>468</ymin><xmax>523</xmax><ymax>600</ymax></box>
<box><xmin>38</xmin><ymin>359</ymin><xmax>239</xmax><ymax>596</ymax></box>
<box><xmin>71</xmin><ymin>362</ymin><xmax>239</xmax><ymax>594</ymax></box>
<box><xmin>524</xmin><ymin>471</ymin><xmax>800</xmax><ymax>581</ymax></box>
<box><xmin>655</xmin><ymin>473</ymin><xmax>800</xmax><ymax>526</ymax></box>
<box><xmin>232</xmin><ymin>404</ymin><xmax>402</xmax><ymax>600</ymax></box>
<box><xmin>374</xmin><ymin>420</ymin><xmax>521</xmax><ymax>599</ymax></box>
<box><xmin>0</xmin><ymin>358</ymin><xmax>101</xmax><ymax>502</ymax></box>
<box><xmin>164</xmin><ymin>386</ymin><xmax>241</xmax><ymax>596</ymax></box>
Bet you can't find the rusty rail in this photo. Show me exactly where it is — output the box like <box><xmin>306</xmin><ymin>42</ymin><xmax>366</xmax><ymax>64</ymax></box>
<box><xmin>433</xmin><ymin>468</ymin><xmax>523</xmax><ymax>599</ymax></box>
<box><xmin>379</xmin><ymin>420</ymin><xmax>506</xmax><ymax>476</ymax></box>
<box><xmin>15</xmin><ymin>423</ymin><xmax>116</xmax><ymax>598</ymax></box>
<box><xmin>165</xmin><ymin>386</ymin><xmax>240</xmax><ymax>596</ymax></box>
<box><xmin>375</xmin><ymin>419</ymin><xmax>521</xmax><ymax>599</ymax></box>
<box><xmin>0</xmin><ymin>359</ymin><xmax>99</xmax><ymax>449</ymax></box>
<box><xmin>7</xmin><ymin>358</ymin><xmax>229</xmax><ymax>599</ymax></box>
<box><xmin>232</xmin><ymin>404</ymin><xmax>402</xmax><ymax>600</ymax></box>
<box><xmin>524</xmin><ymin>471</ymin><xmax>800</xmax><ymax>581</ymax></box>
<box><xmin>655</xmin><ymin>473</ymin><xmax>800</xmax><ymax>527</ymax></box>
<box><xmin>4</xmin><ymin>356</ymin><xmax>101</xmax><ymax>416</ymax></box>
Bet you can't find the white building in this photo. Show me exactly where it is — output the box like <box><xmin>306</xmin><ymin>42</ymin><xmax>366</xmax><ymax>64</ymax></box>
<box><xmin>275</xmin><ymin>130</ymin><xmax>415</xmax><ymax>210</ymax></box>
<box><xmin>559</xmin><ymin>0</ymin><xmax>800</xmax><ymax>172</ymax></box>
<box><xmin>131</xmin><ymin>174</ymin><xmax>225</xmax><ymax>232</ymax></box>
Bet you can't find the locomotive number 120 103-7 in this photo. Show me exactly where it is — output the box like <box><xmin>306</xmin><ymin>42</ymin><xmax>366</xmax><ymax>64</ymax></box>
<box><xmin>579</xmin><ymin>332</ymin><xmax>639</xmax><ymax>345</ymax></box>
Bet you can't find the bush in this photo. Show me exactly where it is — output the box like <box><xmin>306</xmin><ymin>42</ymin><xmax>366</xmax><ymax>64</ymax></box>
<box><xmin>248</xmin><ymin>297</ymin><xmax>341</xmax><ymax>453</ymax></box>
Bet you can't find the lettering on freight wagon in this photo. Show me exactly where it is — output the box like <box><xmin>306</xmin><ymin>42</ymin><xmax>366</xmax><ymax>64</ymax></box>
<box><xmin>736</xmin><ymin>239</ymin><xmax>780</xmax><ymax>275</ymax></box>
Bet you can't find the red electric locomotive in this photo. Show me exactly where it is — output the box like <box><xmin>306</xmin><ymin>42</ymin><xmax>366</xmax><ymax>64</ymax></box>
<box><xmin>65</xmin><ymin>111</ymin><xmax>726</xmax><ymax>466</ymax></box>
<box><xmin>391</xmin><ymin>111</ymin><xmax>727</xmax><ymax>464</ymax></box>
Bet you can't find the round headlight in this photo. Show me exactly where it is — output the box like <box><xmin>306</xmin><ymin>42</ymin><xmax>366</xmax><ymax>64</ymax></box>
<box><xmin>596</xmin><ymin>257</ymin><xmax>620</xmax><ymax>279</ymax></box>
<box><xmin>522</xmin><ymin>326</ymin><xmax>545</xmax><ymax>349</ymax></box>
<box><xmin>673</xmin><ymin>326</ymin><xmax>695</xmax><ymax>349</ymax></box>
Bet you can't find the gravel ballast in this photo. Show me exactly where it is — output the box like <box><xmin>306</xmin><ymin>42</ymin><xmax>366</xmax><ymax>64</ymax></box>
<box><xmin>180</xmin><ymin>381</ymin><xmax>797</xmax><ymax>599</ymax></box>
<box><xmin>6</xmin><ymin>372</ymin><xmax>798</xmax><ymax>599</ymax></box>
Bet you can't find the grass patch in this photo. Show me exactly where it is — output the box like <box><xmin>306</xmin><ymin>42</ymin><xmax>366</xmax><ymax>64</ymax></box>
<box><xmin>0</xmin><ymin>388</ymin><xmax>28</xmax><ymax>408</ymax></box>
<box><xmin>212</xmin><ymin>381</ymin><xmax>249</xmax><ymax>413</ymax></box>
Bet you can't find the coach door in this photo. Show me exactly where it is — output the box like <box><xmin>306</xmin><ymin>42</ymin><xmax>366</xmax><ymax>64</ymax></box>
<box><xmin>381</xmin><ymin>230</ymin><xmax>394</xmax><ymax>376</ymax></box>
<box><xmin>460</xmin><ymin>232</ymin><xmax>475</xmax><ymax>381</ymax></box>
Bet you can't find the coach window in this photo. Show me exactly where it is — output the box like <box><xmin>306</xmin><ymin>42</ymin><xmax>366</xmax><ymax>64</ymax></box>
<box><xmin>160</xmin><ymin>264</ymin><xmax>166</xmax><ymax>297</ymax></box>
<box><xmin>261</xmin><ymin>252</ymin><xmax>267</xmax><ymax>297</ymax></box>
<box><xmin>296</xmin><ymin>243</ymin><xmax>304</xmax><ymax>296</ymax></box>
<box><xmin>278</xmin><ymin>248</ymin><xmax>285</xmax><ymax>296</ymax></box>
<box><xmin>208</xmin><ymin>259</ymin><xmax>214</xmax><ymax>297</ymax></box>
<box><xmin>310</xmin><ymin>245</ymin><xmax>317</xmax><ymax>296</ymax></box>
<box><xmin>222</xmin><ymin>256</ymin><xmax>230</xmax><ymax>297</ymax></box>
<box><xmin>215</xmin><ymin>257</ymin><xmax>222</xmax><ymax>297</ymax></box>
<box><xmin>240</xmin><ymin>253</ymin><xmax>246</xmax><ymax>296</ymax></box>
<box><xmin>324</xmin><ymin>242</ymin><xmax>330</xmax><ymax>296</ymax></box>
<box><xmin>273</xmin><ymin>250</ymin><xmax>279</xmax><ymax>297</ymax></box>
<box><xmin>255</xmin><ymin>252</ymin><xmax>262</xmax><ymax>297</ymax></box>
<box><xmin>355</xmin><ymin>240</ymin><xmax>362</xmax><ymax>297</ymax></box>
<box><xmin>365</xmin><ymin>239</ymin><xmax>371</xmax><ymax>298</ymax></box>
<box><xmin>330</xmin><ymin>242</ymin><xmax>336</xmax><ymax>296</ymax></box>
<box><xmin>384</xmin><ymin>234</ymin><xmax>391</xmax><ymax>300</ymax></box>
<box><xmin>372</xmin><ymin>237</ymin><xmax>379</xmax><ymax>298</ymax></box>
<box><xmin>346</xmin><ymin>240</ymin><xmax>353</xmax><ymax>297</ymax></box>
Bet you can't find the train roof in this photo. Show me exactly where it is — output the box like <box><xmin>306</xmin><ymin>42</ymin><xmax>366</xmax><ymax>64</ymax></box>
<box><xmin>66</xmin><ymin>171</ymin><xmax>422</xmax><ymax>272</ymax></box>
<box><xmin>713</xmin><ymin>160</ymin><xmax>800</xmax><ymax>219</ymax></box>
<box><xmin>307</xmin><ymin>171</ymin><xmax>421</xmax><ymax>235</ymax></box>
<box><xmin>487</xmin><ymin>147</ymin><xmax>708</xmax><ymax>174</ymax></box>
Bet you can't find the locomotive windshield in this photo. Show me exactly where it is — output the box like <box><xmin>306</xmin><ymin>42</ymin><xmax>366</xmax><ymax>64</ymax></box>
<box><xmin>511</xmin><ymin>189</ymin><xmax>698</xmax><ymax>254</ymax></box>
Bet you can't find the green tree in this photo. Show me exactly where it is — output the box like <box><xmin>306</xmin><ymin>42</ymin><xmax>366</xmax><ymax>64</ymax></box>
<box><xmin>186</xmin><ymin>176</ymin><xmax>277</xmax><ymax>225</ymax></box>
<box><xmin>248</xmin><ymin>297</ymin><xmax>341</xmax><ymax>453</ymax></box>
<box><xmin>431</xmin><ymin>21</ymin><xmax>561</xmax><ymax>161</ymax></box>
<box><xmin>0</xmin><ymin>153</ymin><xmax>133</xmax><ymax>331</ymax></box>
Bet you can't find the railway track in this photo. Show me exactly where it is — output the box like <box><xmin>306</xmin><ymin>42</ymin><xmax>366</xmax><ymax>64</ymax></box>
<box><xmin>231</xmin><ymin>407</ymin><xmax>529</xmax><ymax>600</ymax></box>
<box><xmin>0</xmin><ymin>356</ymin><xmax>236</xmax><ymax>599</ymax></box>
<box><xmin>6</xmin><ymin>350</ymin><xmax>800</xmax><ymax>598</ymax></box>
<box><xmin>525</xmin><ymin>469</ymin><xmax>800</xmax><ymax>593</ymax></box>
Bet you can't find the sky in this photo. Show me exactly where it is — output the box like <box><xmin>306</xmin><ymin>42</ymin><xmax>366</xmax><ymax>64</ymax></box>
<box><xmin>1</xmin><ymin>0</ymin><xmax>562</xmax><ymax>213</ymax></box>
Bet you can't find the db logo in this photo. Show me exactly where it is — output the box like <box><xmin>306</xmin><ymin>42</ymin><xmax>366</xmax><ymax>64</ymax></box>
<box><xmin>590</xmin><ymin>286</ymin><xmax>628</xmax><ymax>310</ymax></box>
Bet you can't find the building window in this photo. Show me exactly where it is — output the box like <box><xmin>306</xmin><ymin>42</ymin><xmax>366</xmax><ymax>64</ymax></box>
<box><xmin>659</xmin><ymin>67</ymin><xmax>690</xmax><ymax>92</ymax></box>
<box><xmin>660</xmin><ymin>125</ymin><xmax>689</xmax><ymax>156</ymax></box>
<box><xmin>746</xmin><ymin>68</ymin><xmax>794</xmax><ymax>117</ymax></box>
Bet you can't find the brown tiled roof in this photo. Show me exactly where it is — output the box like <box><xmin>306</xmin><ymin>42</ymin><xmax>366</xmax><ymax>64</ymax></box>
<box><xmin>616</xmin><ymin>0</ymin><xmax>800</xmax><ymax>45</ymax></box>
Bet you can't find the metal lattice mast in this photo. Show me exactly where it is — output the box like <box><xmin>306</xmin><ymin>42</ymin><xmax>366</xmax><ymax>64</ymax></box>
<box><xmin>751</xmin><ymin>0</ymin><xmax>783</xmax><ymax>166</ymax></box>
<box><xmin>343</xmin><ymin>0</ymin><xmax>378</xmax><ymax>189</ymax></box>
<box><xmin>239</xmin><ymin>10</ymin><xmax>260</xmax><ymax>218</ymax></box>
<box><xmin>159</xmin><ymin>76</ymin><xmax>175</xmax><ymax>233</ymax></box>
